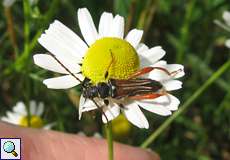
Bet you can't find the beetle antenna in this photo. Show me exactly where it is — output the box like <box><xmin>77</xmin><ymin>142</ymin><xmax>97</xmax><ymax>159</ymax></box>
<box><xmin>170</xmin><ymin>68</ymin><xmax>183</xmax><ymax>77</ymax></box>
<box><xmin>92</xmin><ymin>98</ymin><xmax>109</xmax><ymax>123</ymax></box>
<box><xmin>104</xmin><ymin>50</ymin><xmax>115</xmax><ymax>79</ymax></box>
<box><xmin>47</xmin><ymin>52</ymin><xmax>109</xmax><ymax>122</ymax></box>
<box><xmin>47</xmin><ymin>52</ymin><xmax>83</xmax><ymax>83</ymax></box>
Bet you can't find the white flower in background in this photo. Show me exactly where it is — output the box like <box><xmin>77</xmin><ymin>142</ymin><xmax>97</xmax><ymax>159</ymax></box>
<box><xmin>29</xmin><ymin>0</ymin><xmax>38</xmax><ymax>6</ymax></box>
<box><xmin>223</xmin><ymin>11</ymin><xmax>230</xmax><ymax>26</ymax></box>
<box><xmin>222</xmin><ymin>11</ymin><xmax>230</xmax><ymax>48</ymax></box>
<box><xmin>214</xmin><ymin>11</ymin><xmax>230</xmax><ymax>48</ymax></box>
<box><xmin>77</xmin><ymin>131</ymin><xmax>102</xmax><ymax>139</ymax></box>
<box><xmin>3</xmin><ymin>0</ymin><xmax>16</xmax><ymax>7</ymax></box>
<box><xmin>33</xmin><ymin>8</ymin><xmax>184</xmax><ymax>129</ymax></box>
<box><xmin>1</xmin><ymin>101</ymin><xmax>54</xmax><ymax>129</ymax></box>
<box><xmin>225</xmin><ymin>39</ymin><xmax>230</xmax><ymax>48</ymax></box>
<box><xmin>215</xmin><ymin>11</ymin><xmax>230</xmax><ymax>48</ymax></box>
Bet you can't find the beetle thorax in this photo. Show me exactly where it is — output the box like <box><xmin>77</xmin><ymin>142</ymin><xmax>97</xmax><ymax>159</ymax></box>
<box><xmin>82</xmin><ymin>82</ymin><xmax>112</xmax><ymax>99</ymax></box>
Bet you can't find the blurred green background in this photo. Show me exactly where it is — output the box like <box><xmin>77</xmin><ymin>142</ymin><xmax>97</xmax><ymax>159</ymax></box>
<box><xmin>0</xmin><ymin>0</ymin><xmax>230</xmax><ymax>159</ymax></box>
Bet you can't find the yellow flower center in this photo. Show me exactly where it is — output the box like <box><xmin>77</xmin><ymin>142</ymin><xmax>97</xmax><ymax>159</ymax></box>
<box><xmin>19</xmin><ymin>115</ymin><xmax>44</xmax><ymax>128</ymax></box>
<box><xmin>81</xmin><ymin>38</ymin><xmax>140</xmax><ymax>84</ymax></box>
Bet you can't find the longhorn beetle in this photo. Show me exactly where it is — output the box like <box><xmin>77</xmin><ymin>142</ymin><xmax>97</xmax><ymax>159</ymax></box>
<box><xmin>47</xmin><ymin>52</ymin><xmax>182</xmax><ymax>122</ymax></box>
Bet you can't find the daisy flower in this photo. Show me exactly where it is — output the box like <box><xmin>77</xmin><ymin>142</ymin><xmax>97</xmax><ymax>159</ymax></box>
<box><xmin>2</xmin><ymin>0</ymin><xmax>16</xmax><ymax>7</ymax></box>
<box><xmin>1</xmin><ymin>101</ymin><xmax>54</xmax><ymax>129</ymax></box>
<box><xmin>223</xmin><ymin>11</ymin><xmax>230</xmax><ymax>48</ymax></box>
<box><xmin>77</xmin><ymin>131</ymin><xmax>102</xmax><ymax>139</ymax></box>
<box><xmin>223</xmin><ymin>11</ymin><xmax>230</xmax><ymax>26</ymax></box>
<box><xmin>33</xmin><ymin>8</ymin><xmax>184</xmax><ymax>129</ymax></box>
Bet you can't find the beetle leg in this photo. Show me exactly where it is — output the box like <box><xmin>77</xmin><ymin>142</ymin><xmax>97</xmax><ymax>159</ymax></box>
<box><xmin>129</xmin><ymin>88</ymin><xmax>168</xmax><ymax>100</ymax></box>
<box><xmin>118</xmin><ymin>103</ymin><xmax>128</xmax><ymax>110</ymax></box>
<box><xmin>104</xmin><ymin>50</ymin><xmax>115</xmax><ymax>79</ymax></box>
<box><xmin>119</xmin><ymin>103</ymin><xmax>125</xmax><ymax>108</ymax></box>
<box><xmin>128</xmin><ymin>67</ymin><xmax>182</xmax><ymax>79</ymax></box>
<box><xmin>169</xmin><ymin>68</ymin><xmax>183</xmax><ymax>77</ymax></box>
<box><xmin>129</xmin><ymin>93</ymin><xmax>165</xmax><ymax>100</ymax></box>
<box><xmin>128</xmin><ymin>67</ymin><xmax>155</xmax><ymax>79</ymax></box>
<box><xmin>104</xmin><ymin>99</ymin><xmax>109</xmax><ymax>106</ymax></box>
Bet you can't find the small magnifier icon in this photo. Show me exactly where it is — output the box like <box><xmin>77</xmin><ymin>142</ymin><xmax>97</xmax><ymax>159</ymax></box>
<box><xmin>3</xmin><ymin>141</ymin><xmax>18</xmax><ymax>157</ymax></box>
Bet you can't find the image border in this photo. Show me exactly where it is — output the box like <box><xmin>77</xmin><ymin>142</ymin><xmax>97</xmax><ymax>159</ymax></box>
<box><xmin>0</xmin><ymin>138</ymin><xmax>21</xmax><ymax>160</ymax></box>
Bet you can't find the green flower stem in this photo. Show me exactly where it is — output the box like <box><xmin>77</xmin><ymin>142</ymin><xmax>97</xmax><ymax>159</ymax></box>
<box><xmin>142</xmin><ymin>0</ymin><xmax>157</xmax><ymax>40</ymax></box>
<box><xmin>137</xmin><ymin>0</ymin><xmax>158</xmax><ymax>40</ymax></box>
<box><xmin>14</xmin><ymin>0</ymin><xmax>59</xmax><ymax>72</ymax></box>
<box><xmin>106</xmin><ymin>122</ymin><xmax>114</xmax><ymax>160</ymax></box>
<box><xmin>140</xmin><ymin>60</ymin><xmax>230</xmax><ymax>148</ymax></box>
<box><xmin>25</xmin><ymin>95</ymin><xmax>31</xmax><ymax>127</ymax></box>
<box><xmin>125</xmin><ymin>0</ymin><xmax>136</xmax><ymax>34</ymax></box>
<box><xmin>214</xmin><ymin>20</ymin><xmax>230</xmax><ymax>32</ymax></box>
<box><xmin>176</xmin><ymin>0</ymin><xmax>195</xmax><ymax>63</ymax></box>
<box><xmin>22</xmin><ymin>0</ymin><xmax>31</xmax><ymax>126</ymax></box>
<box><xmin>4</xmin><ymin>6</ymin><xmax>18</xmax><ymax>57</ymax></box>
<box><xmin>23</xmin><ymin>0</ymin><xmax>30</xmax><ymax>58</ymax></box>
<box><xmin>187</xmin><ymin>54</ymin><xmax>230</xmax><ymax>91</ymax></box>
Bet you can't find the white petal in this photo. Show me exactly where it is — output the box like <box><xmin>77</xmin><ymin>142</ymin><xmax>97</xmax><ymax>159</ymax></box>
<box><xmin>108</xmin><ymin>15</ymin><xmax>124</xmax><ymax>38</ymax></box>
<box><xmin>148</xmin><ymin>61</ymin><xmax>185</xmax><ymax>80</ymax></box>
<box><xmin>81</xmin><ymin>98</ymin><xmax>103</xmax><ymax>112</ymax></box>
<box><xmin>136</xmin><ymin>43</ymin><xmax>149</xmax><ymax>53</ymax></box>
<box><xmin>152</xmin><ymin>60</ymin><xmax>167</xmax><ymax>66</ymax></box>
<box><xmin>223</xmin><ymin>11</ymin><xmax>230</xmax><ymax>26</ymax></box>
<box><xmin>149</xmin><ymin>73</ymin><xmax>170</xmax><ymax>82</ymax></box>
<box><xmin>29</xmin><ymin>101</ymin><xmax>37</xmax><ymax>115</ymax></box>
<box><xmin>123</xmin><ymin>103</ymin><xmax>149</xmax><ymax>129</ymax></box>
<box><xmin>137</xmin><ymin>101</ymin><xmax>172</xmax><ymax>116</ymax></box>
<box><xmin>38</xmin><ymin>33</ymin><xmax>82</xmax><ymax>63</ymax></box>
<box><xmin>77</xmin><ymin>8</ymin><xmax>98</xmax><ymax>45</ymax></box>
<box><xmin>138</xmin><ymin>94</ymin><xmax>180</xmax><ymax>112</ymax></box>
<box><xmin>43</xmin><ymin>122</ymin><xmax>56</xmax><ymax>130</ymax></box>
<box><xmin>98</xmin><ymin>12</ymin><xmax>113</xmax><ymax>38</ymax></box>
<box><xmin>81</xmin><ymin>100</ymin><xmax>98</xmax><ymax>111</ymax></box>
<box><xmin>166</xmin><ymin>94</ymin><xmax>180</xmax><ymax>111</ymax></box>
<box><xmin>225</xmin><ymin>39</ymin><xmax>230</xmax><ymax>48</ymax></box>
<box><xmin>39</xmin><ymin>20</ymin><xmax>88</xmax><ymax>61</ymax></box>
<box><xmin>36</xmin><ymin>102</ymin><xmax>44</xmax><ymax>116</ymax></box>
<box><xmin>148</xmin><ymin>69</ymin><xmax>170</xmax><ymax>82</ymax></box>
<box><xmin>13</xmin><ymin>102</ymin><xmax>27</xmax><ymax>115</ymax></box>
<box><xmin>161</xmin><ymin>80</ymin><xmax>182</xmax><ymax>91</ymax></box>
<box><xmin>79</xmin><ymin>95</ymin><xmax>87</xmax><ymax>120</ymax></box>
<box><xmin>77</xmin><ymin>131</ymin><xmax>86</xmax><ymax>136</ymax></box>
<box><xmin>125</xmin><ymin>29</ymin><xmax>143</xmax><ymax>48</ymax></box>
<box><xmin>139</xmin><ymin>46</ymin><xmax>166</xmax><ymax>67</ymax></box>
<box><xmin>1</xmin><ymin>116</ymin><xmax>14</xmax><ymax>124</ymax></box>
<box><xmin>79</xmin><ymin>96</ymin><xmax>103</xmax><ymax>119</ymax></box>
<box><xmin>157</xmin><ymin>94</ymin><xmax>180</xmax><ymax>111</ymax></box>
<box><xmin>5</xmin><ymin>111</ymin><xmax>21</xmax><ymax>124</ymax></box>
<box><xmin>46</xmin><ymin>20</ymin><xmax>88</xmax><ymax>57</ymax></box>
<box><xmin>43</xmin><ymin>74</ymin><xmax>83</xmax><ymax>89</ymax></box>
<box><xmin>33</xmin><ymin>54</ymin><xmax>81</xmax><ymax>74</ymax></box>
<box><xmin>93</xmin><ymin>132</ymin><xmax>102</xmax><ymax>139</ymax></box>
<box><xmin>163</xmin><ymin>63</ymin><xmax>185</xmax><ymax>79</ymax></box>
<box><xmin>102</xmin><ymin>103</ymin><xmax>120</xmax><ymax>123</ymax></box>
